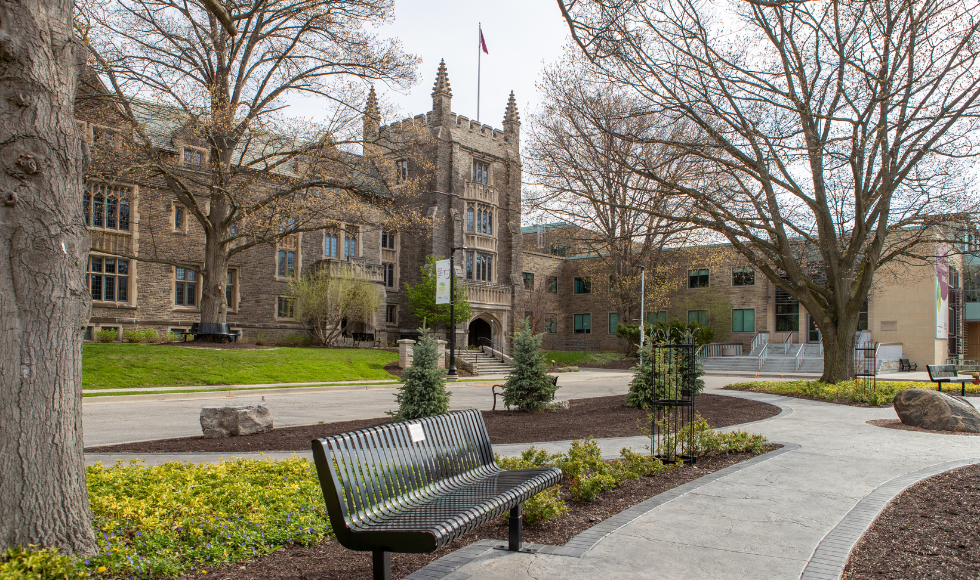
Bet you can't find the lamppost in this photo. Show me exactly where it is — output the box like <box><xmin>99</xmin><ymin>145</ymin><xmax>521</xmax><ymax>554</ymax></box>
<box><xmin>639</xmin><ymin>266</ymin><xmax>645</xmax><ymax>366</ymax></box>
<box><xmin>447</xmin><ymin>246</ymin><xmax>465</xmax><ymax>379</ymax></box>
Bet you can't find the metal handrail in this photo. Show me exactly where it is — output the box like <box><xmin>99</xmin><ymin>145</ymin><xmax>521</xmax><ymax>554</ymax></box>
<box><xmin>783</xmin><ymin>333</ymin><xmax>793</xmax><ymax>354</ymax></box>
<box><xmin>795</xmin><ymin>343</ymin><xmax>805</xmax><ymax>371</ymax></box>
<box><xmin>758</xmin><ymin>343</ymin><xmax>769</xmax><ymax>370</ymax></box>
<box><xmin>477</xmin><ymin>336</ymin><xmax>508</xmax><ymax>362</ymax></box>
<box><xmin>750</xmin><ymin>332</ymin><xmax>768</xmax><ymax>354</ymax></box>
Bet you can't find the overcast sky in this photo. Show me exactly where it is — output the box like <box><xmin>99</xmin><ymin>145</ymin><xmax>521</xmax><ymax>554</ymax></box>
<box><xmin>292</xmin><ymin>0</ymin><xmax>572</xmax><ymax>129</ymax></box>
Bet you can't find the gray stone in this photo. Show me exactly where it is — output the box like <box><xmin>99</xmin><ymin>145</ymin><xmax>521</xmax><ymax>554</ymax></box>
<box><xmin>200</xmin><ymin>404</ymin><xmax>273</xmax><ymax>438</ymax></box>
<box><xmin>893</xmin><ymin>388</ymin><xmax>980</xmax><ymax>433</ymax></box>
<box><xmin>548</xmin><ymin>399</ymin><xmax>571</xmax><ymax>410</ymax></box>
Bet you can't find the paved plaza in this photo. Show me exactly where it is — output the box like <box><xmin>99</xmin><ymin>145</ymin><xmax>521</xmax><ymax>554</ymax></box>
<box><xmin>83</xmin><ymin>371</ymin><xmax>979</xmax><ymax>580</ymax></box>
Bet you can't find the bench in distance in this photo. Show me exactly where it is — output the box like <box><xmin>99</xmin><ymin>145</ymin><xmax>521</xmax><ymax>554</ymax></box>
<box><xmin>311</xmin><ymin>408</ymin><xmax>562</xmax><ymax>580</ymax></box>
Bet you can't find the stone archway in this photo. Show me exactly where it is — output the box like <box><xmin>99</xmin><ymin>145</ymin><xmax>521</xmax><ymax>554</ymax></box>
<box><xmin>468</xmin><ymin>318</ymin><xmax>492</xmax><ymax>347</ymax></box>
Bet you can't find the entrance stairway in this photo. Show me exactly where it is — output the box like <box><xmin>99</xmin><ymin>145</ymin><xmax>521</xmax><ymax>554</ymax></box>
<box><xmin>457</xmin><ymin>349</ymin><xmax>512</xmax><ymax>375</ymax></box>
<box><xmin>701</xmin><ymin>343</ymin><xmax>824</xmax><ymax>374</ymax></box>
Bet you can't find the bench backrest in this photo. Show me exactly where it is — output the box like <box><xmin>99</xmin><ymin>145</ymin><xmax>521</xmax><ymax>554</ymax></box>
<box><xmin>197</xmin><ymin>322</ymin><xmax>231</xmax><ymax>334</ymax></box>
<box><xmin>927</xmin><ymin>364</ymin><xmax>957</xmax><ymax>380</ymax></box>
<box><xmin>311</xmin><ymin>409</ymin><xmax>495</xmax><ymax>542</ymax></box>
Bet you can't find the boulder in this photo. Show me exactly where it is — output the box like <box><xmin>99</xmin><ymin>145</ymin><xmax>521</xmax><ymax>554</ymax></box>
<box><xmin>893</xmin><ymin>389</ymin><xmax>980</xmax><ymax>433</ymax></box>
<box><xmin>200</xmin><ymin>404</ymin><xmax>273</xmax><ymax>438</ymax></box>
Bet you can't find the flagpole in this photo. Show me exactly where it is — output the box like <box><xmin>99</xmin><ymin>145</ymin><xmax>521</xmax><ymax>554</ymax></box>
<box><xmin>477</xmin><ymin>23</ymin><xmax>481</xmax><ymax>122</ymax></box>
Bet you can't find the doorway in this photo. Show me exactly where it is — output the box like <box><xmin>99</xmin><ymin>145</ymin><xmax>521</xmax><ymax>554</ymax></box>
<box><xmin>807</xmin><ymin>315</ymin><xmax>821</xmax><ymax>343</ymax></box>
<box><xmin>468</xmin><ymin>318</ymin><xmax>492</xmax><ymax>347</ymax></box>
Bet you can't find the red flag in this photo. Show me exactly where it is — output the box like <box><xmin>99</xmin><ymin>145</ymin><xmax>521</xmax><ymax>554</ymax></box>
<box><xmin>480</xmin><ymin>28</ymin><xmax>488</xmax><ymax>54</ymax></box>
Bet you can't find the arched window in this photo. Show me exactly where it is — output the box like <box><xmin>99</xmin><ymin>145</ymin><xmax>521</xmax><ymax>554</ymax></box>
<box><xmin>487</xmin><ymin>211</ymin><xmax>493</xmax><ymax>235</ymax></box>
<box><xmin>106</xmin><ymin>196</ymin><xmax>118</xmax><ymax>229</ymax></box>
<box><xmin>118</xmin><ymin>199</ymin><xmax>130</xmax><ymax>231</ymax></box>
<box><xmin>93</xmin><ymin>194</ymin><xmax>105</xmax><ymax>227</ymax></box>
<box><xmin>466</xmin><ymin>207</ymin><xmax>474</xmax><ymax>231</ymax></box>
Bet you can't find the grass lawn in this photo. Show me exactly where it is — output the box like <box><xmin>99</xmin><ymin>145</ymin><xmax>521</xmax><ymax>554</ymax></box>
<box><xmin>543</xmin><ymin>351</ymin><xmax>628</xmax><ymax>368</ymax></box>
<box><xmin>82</xmin><ymin>343</ymin><xmax>398</xmax><ymax>390</ymax></box>
<box><xmin>726</xmin><ymin>378</ymin><xmax>979</xmax><ymax>406</ymax></box>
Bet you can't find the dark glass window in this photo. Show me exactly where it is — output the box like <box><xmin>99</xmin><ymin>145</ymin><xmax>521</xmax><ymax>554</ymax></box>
<box><xmin>383</xmin><ymin>262</ymin><xmax>395</xmax><ymax>287</ymax></box>
<box><xmin>574</xmin><ymin>313</ymin><xmax>591</xmax><ymax>334</ymax></box>
<box><xmin>732</xmin><ymin>309</ymin><xmax>755</xmax><ymax>332</ymax></box>
<box><xmin>225</xmin><ymin>270</ymin><xmax>235</xmax><ymax>310</ymax></box>
<box><xmin>545</xmin><ymin>315</ymin><xmax>557</xmax><ymax>333</ymax></box>
<box><xmin>395</xmin><ymin>160</ymin><xmax>408</xmax><ymax>184</ymax></box>
<box><xmin>548</xmin><ymin>276</ymin><xmax>558</xmax><ymax>293</ymax></box>
<box><xmin>278</xmin><ymin>250</ymin><xmax>296</xmax><ymax>278</ymax></box>
<box><xmin>688</xmin><ymin>269</ymin><xmax>709</xmax><ymax>288</ymax></box>
<box><xmin>472</xmin><ymin>161</ymin><xmax>489</xmax><ymax>184</ymax></box>
<box><xmin>87</xmin><ymin>257</ymin><xmax>130</xmax><ymax>303</ymax></box>
<box><xmin>608</xmin><ymin>312</ymin><xmax>619</xmax><ymax>334</ymax></box>
<box><xmin>732</xmin><ymin>267</ymin><xmax>755</xmax><ymax>286</ymax></box>
<box><xmin>277</xmin><ymin>297</ymin><xmax>295</xmax><ymax>319</ymax></box>
<box><xmin>647</xmin><ymin>311</ymin><xmax>667</xmax><ymax>325</ymax></box>
<box><xmin>183</xmin><ymin>149</ymin><xmax>202</xmax><ymax>166</ymax></box>
<box><xmin>466</xmin><ymin>252</ymin><xmax>474</xmax><ymax>280</ymax></box>
<box><xmin>381</xmin><ymin>231</ymin><xmax>396</xmax><ymax>250</ymax></box>
<box><xmin>175</xmin><ymin>267</ymin><xmax>197</xmax><ymax>307</ymax></box>
<box><xmin>466</xmin><ymin>207</ymin><xmax>474</xmax><ymax>231</ymax></box>
<box><xmin>522</xmin><ymin>272</ymin><xmax>534</xmax><ymax>290</ymax></box>
<box><xmin>688</xmin><ymin>310</ymin><xmax>709</xmax><ymax>327</ymax></box>
<box><xmin>324</xmin><ymin>231</ymin><xmax>338</xmax><ymax>257</ymax></box>
<box><xmin>774</xmin><ymin>284</ymin><xmax>800</xmax><ymax>331</ymax></box>
<box><xmin>574</xmin><ymin>277</ymin><xmax>591</xmax><ymax>294</ymax></box>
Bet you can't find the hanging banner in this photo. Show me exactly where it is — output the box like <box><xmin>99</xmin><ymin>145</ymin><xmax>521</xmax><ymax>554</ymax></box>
<box><xmin>936</xmin><ymin>243</ymin><xmax>949</xmax><ymax>340</ymax></box>
<box><xmin>435</xmin><ymin>259</ymin><xmax>451</xmax><ymax>305</ymax></box>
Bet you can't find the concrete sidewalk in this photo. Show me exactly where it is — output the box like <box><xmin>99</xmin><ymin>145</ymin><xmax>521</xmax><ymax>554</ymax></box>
<box><xmin>413</xmin><ymin>386</ymin><xmax>979</xmax><ymax>580</ymax></box>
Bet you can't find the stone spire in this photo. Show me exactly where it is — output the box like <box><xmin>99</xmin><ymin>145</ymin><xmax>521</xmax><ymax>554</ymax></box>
<box><xmin>431</xmin><ymin>59</ymin><xmax>452</xmax><ymax>122</ymax></box>
<box><xmin>363</xmin><ymin>85</ymin><xmax>380</xmax><ymax>151</ymax></box>
<box><xmin>503</xmin><ymin>91</ymin><xmax>520</xmax><ymax>139</ymax></box>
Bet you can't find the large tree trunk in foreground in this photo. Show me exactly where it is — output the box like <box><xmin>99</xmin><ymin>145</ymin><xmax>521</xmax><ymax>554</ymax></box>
<box><xmin>820</xmin><ymin>323</ymin><xmax>858</xmax><ymax>384</ymax></box>
<box><xmin>0</xmin><ymin>0</ymin><xmax>97</xmax><ymax>553</ymax></box>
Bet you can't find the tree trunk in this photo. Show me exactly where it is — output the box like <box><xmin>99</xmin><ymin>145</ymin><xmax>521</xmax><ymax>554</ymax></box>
<box><xmin>199</xmin><ymin>230</ymin><xmax>228</xmax><ymax>325</ymax></box>
<box><xmin>819</xmin><ymin>324</ymin><xmax>857</xmax><ymax>383</ymax></box>
<box><xmin>0</xmin><ymin>0</ymin><xmax>97</xmax><ymax>554</ymax></box>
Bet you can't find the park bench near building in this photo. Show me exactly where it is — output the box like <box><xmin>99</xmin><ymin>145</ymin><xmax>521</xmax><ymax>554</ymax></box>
<box><xmin>492</xmin><ymin>375</ymin><xmax>559</xmax><ymax>411</ymax></box>
<box><xmin>179</xmin><ymin>322</ymin><xmax>239</xmax><ymax>343</ymax></box>
<box><xmin>311</xmin><ymin>408</ymin><xmax>562</xmax><ymax>580</ymax></box>
<box><xmin>899</xmin><ymin>358</ymin><xmax>917</xmax><ymax>372</ymax></box>
<box><xmin>927</xmin><ymin>364</ymin><xmax>974</xmax><ymax>397</ymax></box>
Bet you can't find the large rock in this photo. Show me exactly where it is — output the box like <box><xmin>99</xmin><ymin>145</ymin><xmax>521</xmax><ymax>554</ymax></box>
<box><xmin>893</xmin><ymin>389</ymin><xmax>980</xmax><ymax>433</ymax></box>
<box><xmin>200</xmin><ymin>404</ymin><xmax>273</xmax><ymax>438</ymax></box>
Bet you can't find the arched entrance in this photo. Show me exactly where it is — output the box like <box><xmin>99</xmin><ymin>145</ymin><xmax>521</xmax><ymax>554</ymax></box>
<box><xmin>468</xmin><ymin>318</ymin><xmax>492</xmax><ymax>347</ymax></box>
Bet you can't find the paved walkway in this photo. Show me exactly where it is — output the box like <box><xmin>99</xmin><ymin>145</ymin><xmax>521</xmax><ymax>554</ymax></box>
<box><xmin>83</xmin><ymin>374</ymin><xmax>980</xmax><ymax>580</ymax></box>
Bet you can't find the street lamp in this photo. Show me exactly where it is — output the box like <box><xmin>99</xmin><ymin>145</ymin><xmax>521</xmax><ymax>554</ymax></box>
<box><xmin>447</xmin><ymin>246</ymin><xmax>465</xmax><ymax>379</ymax></box>
<box><xmin>639</xmin><ymin>266</ymin><xmax>645</xmax><ymax>366</ymax></box>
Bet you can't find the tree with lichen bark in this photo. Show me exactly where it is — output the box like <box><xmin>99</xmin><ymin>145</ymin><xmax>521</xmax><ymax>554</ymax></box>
<box><xmin>75</xmin><ymin>0</ymin><xmax>427</xmax><ymax>327</ymax></box>
<box><xmin>0</xmin><ymin>0</ymin><xmax>97</xmax><ymax>555</ymax></box>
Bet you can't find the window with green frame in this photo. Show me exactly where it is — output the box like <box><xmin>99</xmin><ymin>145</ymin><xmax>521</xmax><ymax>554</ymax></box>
<box><xmin>608</xmin><ymin>312</ymin><xmax>619</xmax><ymax>334</ymax></box>
<box><xmin>647</xmin><ymin>311</ymin><xmax>667</xmax><ymax>325</ymax></box>
<box><xmin>688</xmin><ymin>310</ymin><xmax>709</xmax><ymax>326</ymax></box>
<box><xmin>688</xmin><ymin>269</ymin><xmax>709</xmax><ymax>288</ymax></box>
<box><xmin>732</xmin><ymin>266</ymin><xmax>755</xmax><ymax>286</ymax></box>
<box><xmin>574</xmin><ymin>313</ymin><xmax>591</xmax><ymax>333</ymax></box>
<box><xmin>573</xmin><ymin>277</ymin><xmax>591</xmax><ymax>294</ymax></box>
<box><xmin>732</xmin><ymin>309</ymin><xmax>755</xmax><ymax>332</ymax></box>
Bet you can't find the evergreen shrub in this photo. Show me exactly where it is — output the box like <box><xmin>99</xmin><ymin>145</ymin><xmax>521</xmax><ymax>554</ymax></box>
<box><xmin>502</xmin><ymin>319</ymin><xmax>558</xmax><ymax>411</ymax></box>
<box><xmin>390</xmin><ymin>328</ymin><xmax>450</xmax><ymax>421</ymax></box>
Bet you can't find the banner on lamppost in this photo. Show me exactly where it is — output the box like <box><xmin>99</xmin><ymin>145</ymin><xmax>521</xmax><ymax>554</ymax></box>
<box><xmin>435</xmin><ymin>259</ymin><xmax>451</xmax><ymax>304</ymax></box>
<box><xmin>936</xmin><ymin>243</ymin><xmax>949</xmax><ymax>339</ymax></box>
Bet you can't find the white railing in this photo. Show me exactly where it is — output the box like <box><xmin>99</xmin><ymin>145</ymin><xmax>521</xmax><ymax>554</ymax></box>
<box><xmin>876</xmin><ymin>343</ymin><xmax>903</xmax><ymax>361</ymax></box>
<box><xmin>795</xmin><ymin>342</ymin><xmax>806</xmax><ymax>371</ymax></box>
<box><xmin>699</xmin><ymin>343</ymin><xmax>743</xmax><ymax>358</ymax></box>
<box><xmin>783</xmin><ymin>333</ymin><xmax>793</xmax><ymax>354</ymax></box>
<box><xmin>758</xmin><ymin>343</ymin><xmax>769</xmax><ymax>370</ymax></box>
<box><xmin>750</xmin><ymin>332</ymin><xmax>769</xmax><ymax>354</ymax></box>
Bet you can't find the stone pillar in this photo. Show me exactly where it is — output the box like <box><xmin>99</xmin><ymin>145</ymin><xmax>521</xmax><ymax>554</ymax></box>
<box><xmin>398</xmin><ymin>339</ymin><xmax>416</xmax><ymax>369</ymax></box>
<box><xmin>436</xmin><ymin>339</ymin><xmax>448</xmax><ymax>369</ymax></box>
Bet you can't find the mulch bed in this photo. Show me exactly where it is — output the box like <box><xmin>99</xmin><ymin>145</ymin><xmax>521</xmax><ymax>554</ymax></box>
<box><xmin>866</xmin><ymin>419</ymin><xmax>980</xmax><ymax>436</ymax></box>
<box><xmin>842</xmin><ymin>464</ymin><xmax>980</xmax><ymax>579</ymax></box>
<box><xmin>182</xmin><ymin>444</ymin><xmax>780</xmax><ymax>580</ymax></box>
<box><xmin>85</xmin><ymin>394</ymin><xmax>779</xmax><ymax>454</ymax></box>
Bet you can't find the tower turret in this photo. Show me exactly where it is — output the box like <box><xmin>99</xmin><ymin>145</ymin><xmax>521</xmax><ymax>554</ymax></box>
<box><xmin>503</xmin><ymin>91</ymin><xmax>520</xmax><ymax>140</ymax></box>
<box><xmin>431</xmin><ymin>59</ymin><xmax>452</xmax><ymax>123</ymax></box>
<box><xmin>363</xmin><ymin>85</ymin><xmax>380</xmax><ymax>146</ymax></box>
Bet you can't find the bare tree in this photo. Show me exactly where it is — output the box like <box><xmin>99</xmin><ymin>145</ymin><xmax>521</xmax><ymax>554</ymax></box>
<box><xmin>77</xmin><ymin>0</ymin><xmax>425</xmax><ymax>325</ymax></box>
<box><xmin>0</xmin><ymin>0</ymin><xmax>97</xmax><ymax>554</ymax></box>
<box><xmin>525</xmin><ymin>59</ymin><xmax>702</xmax><ymax>325</ymax></box>
<box><xmin>559</xmin><ymin>0</ymin><xmax>980</xmax><ymax>381</ymax></box>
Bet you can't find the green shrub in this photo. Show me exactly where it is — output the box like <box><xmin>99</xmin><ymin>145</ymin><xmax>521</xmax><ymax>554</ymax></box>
<box><xmin>502</xmin><ymin>319</ymin><xmax>558</xmax><ymax>411</ymax></box>
<box><xmin>618</xmin><ymin>448</ymin><xmax>667</xmax><ymax>478</ymax></box>
<box><xmin>255</xmin><ymin>332</ymin><xmax>267</xmax><ymax>346</ymax></box>
<box><xmin>727</xmin><ymin>379</ymin><xmax>972</xmax><ymax>405</ymax></box>
<box><xmin>389</xmin><ymin>327</ymin><xmax>450</xmax><ymax>421</ymax></box>
<box><xmin>615</xmin><ymin>323</ymin><xmax>641</xmax><ymax>357</ymax></box>
<box><xmin>718</xmin><ymin>430</ymin><xmax>767</xmax><ymax>454</ymax></box>
<box><xmin>0</xmin><ymin>545</ymin><xmax>86</xmax><ymax>579</ymax></box>
<box><xmin>553</xmin><ymin>438</ymin><xmax>624</xmax><ymax>502</ymax></box>
<box><xmin>495</xmin><ymin>449</ymin><xmax>568</xmax><ymax>526</ymax></box>
<box><xmin>124</xmin><ymin>329</ymin><xmax>143</xmax><ymax>343</ymax></box>
<box><xmin>161</xmin><ymin>331</ymin><xmax>181</xmax><ymax>343</ymax></box>
<box><xmin>95</xmin><ymin>328</ymin><xmax>118</xmax><ymax>343</ymax></box>
<box><xmin>140</xmin><ymin>329</ymin><xmax>160</xmax><ymax>343</ymax></box>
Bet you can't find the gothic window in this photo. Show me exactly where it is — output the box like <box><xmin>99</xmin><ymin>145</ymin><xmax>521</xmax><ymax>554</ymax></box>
<box><xmin>277</xmin><ymin>250</ymin><xmax>296</xmax><ymax>278</ymax></box>
<box><xmin>466</xmin><ymin>207</ymin><xmax>474</xmax><ymax>232</ymax></box>
<box><xmin>324</xmin><ymin>230</ymin><xmax>339</xmax><ymax>258</ymax></box>
<box><xmin>386</xmin><ymin>304</ymin><xmax>397</xmax><ymax>324</ymax></box>
<box><xmin>548</xmin><ymin>276</ymin><xmax>558</xmax><ymax>293</ymax></box>
<box><xmin>174</xmin><ymin>267</ymin><xmax>197</xmax><ymax>307</ymax></box>
<box><xmin>88</xmin><ymin>257</ymin><xmax>130</xmax><ymax>303</ymax></box>
<box><xmin>472</xmin><ymin>160</ymin><xmax>489</xmax><ymax>184</ymax></box>
<box><xmin>522</xmin><ymin>272</ymin><xmax>534</xmax><ymax>290</ymax></box>
<box><xmin>381</xmin><ymin>230</ymin><xmax>396</xmax><ymax>250</ymax></box>
<box><xmin>344</xmin><ymin>226</ymin><xmax>359</xmax><ymax>258</ymax></box>
<box><xmin>84</xmin><ymin>183</ymin><xmax>131</xmax><ymax>232</ymax></box>
<box><xmin>466</xmin><ymin>252</ymin><xmax>474</xmax><ymax>279</ymax></box>
<box><xmin>225</xmin><ymin>270</ymin><xmax>237</xmax><ymax>311</ymax></box>
<box><xmin>277</xmin><ymin>296</ymin><xmax>296</xmax><ymax>319</ymax></box>
<box><xmin>383</xmin><ymin>262</ymin><xmax>395</xmax><ymax>287</ymax></box>
<box><xmin>470</xmin><ymin>252</ymin><xmax>493</xmax><ymax>282</ymax></box>
<box><xmin>395</xmin><ymin>160</ymin><xmax>408</xmax><ymax>184</ymax></box>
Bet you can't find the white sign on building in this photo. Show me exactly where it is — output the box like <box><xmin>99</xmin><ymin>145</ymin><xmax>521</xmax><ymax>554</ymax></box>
<box><xmin>435</xmin><ymin>259</ymin><xmax>451</xmax><ymax>305</ymax></box>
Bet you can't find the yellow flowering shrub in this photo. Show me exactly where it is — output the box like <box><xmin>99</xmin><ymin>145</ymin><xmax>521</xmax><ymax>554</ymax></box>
<box><xmin>727</xmin><ymin>379</ymin><xmax>974</xmax><ymax>405</ymax></box>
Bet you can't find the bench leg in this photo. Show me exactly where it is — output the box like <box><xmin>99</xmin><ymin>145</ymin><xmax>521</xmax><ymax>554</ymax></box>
<box><xmin>508</xmin><ymin>503</ymin><xmax>522</xmax><ymax>551</ymax></box>
<box><xmin>372</xmin><ymin>550</ymin><xmax>391</xmax><ymax>580</ymax></box>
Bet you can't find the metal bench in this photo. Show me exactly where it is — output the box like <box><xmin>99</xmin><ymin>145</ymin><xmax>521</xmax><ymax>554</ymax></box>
<box><xmin>927</xmin><ymin>364</ymin><xmax>973</xmax><ymax>397</ymax></box>
<box><xmin>311</xmin><ymin>408</ymin><xmax>562</xmax><ymax>580</ymax></box>
<box><xmin>492</xmin><ymin>375</ymin><xmax>559</xmax><ymax>411</ymax></box>
<box><xmin>182</xmin><ymin>322</ymin><xmax>239</xmax><ymax>343</ymax></box>
<box><xmin>899</xmin><ymin>358</ymin><xmax>917</xmax><ymax>372</ymax></box>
